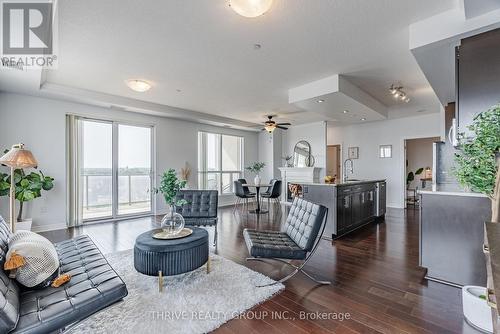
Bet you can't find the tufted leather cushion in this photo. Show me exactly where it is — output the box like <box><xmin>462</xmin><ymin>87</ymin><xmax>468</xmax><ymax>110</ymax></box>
<box><xmin>243</xmin><ymin>229</ymin><xmax>307</xmax><ymax>260</ymax></box>
<box><xmin>14</xmin><ymin>235</ymin><xmax>128</xmax><ymax>334</ymax></box>
<box><xmin>175</xmin><ymin>190</ymin><xmax>218</xmax><ymax>226</ymax></box>
<box><xmin>0</xmin><ymin>216</ymin><xmax>20</xmax><ymax>333</ymax></box>
<box><xmin>281</xmin><ymin>198</ymin><xmax>327</xmax><ymax>252</ymax></box>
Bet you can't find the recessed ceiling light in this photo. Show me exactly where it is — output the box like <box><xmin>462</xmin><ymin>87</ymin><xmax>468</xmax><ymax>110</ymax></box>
<box><xmin>230</xmin><ymin>0</ymin><xmax>273</xmax><ymax>18</ymax></box>
<box><xmin>254</xmin><ymin>44</ymin><xmax>262</xmax><ymax>50</ymax></box>
<box><xmin>126</xmin><ymin>79</ymin><xmax>151</xmax><ymax>92</ymax></box>
<box><xmin>343</xmin><ymin>110</ymin><xmax>349</xmax><ymax>114</ymax></box>
<box><xmin>317</xmin><ymin>99</ymin><xmax>325</xmax><ymax>103</ymax></box>
<box><xmin>360</xmin><ymin>118</ymin><xmax>366</xmax><ymax>121</ymax></box>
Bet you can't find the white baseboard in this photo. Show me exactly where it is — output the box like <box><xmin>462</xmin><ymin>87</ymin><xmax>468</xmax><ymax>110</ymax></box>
<box><xmin>32</xmin><ymin>222</ymin><xmax>68</xmax><ymax>233</ymax></box>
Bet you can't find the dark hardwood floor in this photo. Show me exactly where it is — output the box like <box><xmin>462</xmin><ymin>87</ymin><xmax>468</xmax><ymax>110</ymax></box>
<box><xmin>41</xmin><ymin>205</ymin><xmax>477</xmax><ymax>334</ymax></box>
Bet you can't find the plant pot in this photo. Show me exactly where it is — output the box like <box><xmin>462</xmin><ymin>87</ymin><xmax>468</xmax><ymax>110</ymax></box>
<box><xmin>462</xmin><ymin>286</ymin><xmax>493</xmax><ymax>333</ymax></box>
<box><xmin>16</xmin><ymin>218</ymin><xmax>32</xmax><ymax>231</ymax></box>
<box><xmin>254</xmin><ymin>175</ymin><xmax>261</xmax><ymax>186</ymax></box>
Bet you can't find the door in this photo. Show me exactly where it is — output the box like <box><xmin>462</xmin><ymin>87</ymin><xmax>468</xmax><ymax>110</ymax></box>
<box><xmin>326</xmin><ymin>145</ymin><xmax>341</xmax><ymax>179</ymax></box>
<box><xmin>80</xmin><ymin>119</ymin><xmax>153</xmax><ymax>222</ymax></box>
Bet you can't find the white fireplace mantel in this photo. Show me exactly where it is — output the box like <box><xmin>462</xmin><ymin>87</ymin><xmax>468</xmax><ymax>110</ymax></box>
<box><xmin>278</xmin><ymin>167</ymin><xmax>322</xmax><ymax>203</ymax></box>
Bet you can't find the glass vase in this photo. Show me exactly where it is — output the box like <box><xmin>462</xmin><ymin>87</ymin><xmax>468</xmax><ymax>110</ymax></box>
<box><xmin>161</xmin><ymin>205</ymin><xmax>185</xmax><ymax>236</ymax></box>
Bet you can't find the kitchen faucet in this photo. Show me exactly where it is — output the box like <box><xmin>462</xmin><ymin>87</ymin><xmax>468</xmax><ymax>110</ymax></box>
<box><xmin>343</xmin><ymin>159</ymin><xmax>354</xmax><ymax>183</ymax></box>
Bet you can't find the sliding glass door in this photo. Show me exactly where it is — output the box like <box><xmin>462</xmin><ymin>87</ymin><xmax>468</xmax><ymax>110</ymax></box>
<box><xmin>80</xmin><ymin>119</ymin><xmax>153</xmax><ymax>222</ymax></box>
<box><xmin>118</xmin><ymin>124</ymin><xmax>152</xmax><ymax>216</ymax></box>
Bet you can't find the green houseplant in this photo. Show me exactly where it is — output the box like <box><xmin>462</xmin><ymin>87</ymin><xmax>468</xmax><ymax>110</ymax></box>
<box><xmin>406</xmin><ymin>167</ymin><xmax>424</xmax><ymax>189</ymax></box>
<box><xmin>454</xmin><ymin>105</ymin><xmax>500</xmax><ymax>222</ymax></box>
<box><xmin>154</xmin><ymin>169</ymin><xmax>188</xmax><ymax>235</ymax></box>
<box><xmin>0</xmin><ymin>153</ymin><xmax>54</xmax><ymax>223</ymax></box>
<box><xmin>246</xmin><ymin>162</ymin><xmax>266</xmax><ymax>185</ymax></box>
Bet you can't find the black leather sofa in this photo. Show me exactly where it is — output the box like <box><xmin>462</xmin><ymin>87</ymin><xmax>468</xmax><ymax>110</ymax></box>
<box><xmin>0</xmin><ymin>216</ymin><xmax>128</xmax><ymax>333</ymax></box>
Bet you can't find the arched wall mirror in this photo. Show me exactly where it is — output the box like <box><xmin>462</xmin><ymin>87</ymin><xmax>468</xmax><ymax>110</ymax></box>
<box><xmin>293</xmin><ymin>140</ymin><xmax>314</xmax><ymax>167</ymax></box>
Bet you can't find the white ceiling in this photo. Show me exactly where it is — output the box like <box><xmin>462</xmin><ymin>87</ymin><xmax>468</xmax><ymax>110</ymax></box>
<box><xmin>9</xmin><ymin>0</ymin><xmax>461</xmax><ymax>127</ymax></box>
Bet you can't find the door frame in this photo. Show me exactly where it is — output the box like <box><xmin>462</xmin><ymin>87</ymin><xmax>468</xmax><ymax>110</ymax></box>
<box><xmin>326</xmin><ymin>144</ymin><xmax>341</xmax><ymax>180</ymax></box>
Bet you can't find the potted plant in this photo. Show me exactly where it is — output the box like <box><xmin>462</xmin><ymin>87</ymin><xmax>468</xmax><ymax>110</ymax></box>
<box><xmin>246</xmin><ymin>162</ymin><xmax>266</xmax><ymax>185</ymax></box>
<box><xmin>454</xmin><ymin>105</ymin><xmax>499</xmax><ymax>332</ymax></box>
<box><xmin>454</xmin><ymin>104</ymin><xmax>500</xmax><ymax>222</ymax></box>
<box><xmin>0</xmin><ymin>157</ymin><xmax>54</xmax><ymax>230</ymax></box>
<box><xmin>406</xmin><ymin>167</ymin><xmax>424</xmax><ymax>189</ymax></box>
<box><xmin>154</xmin><ymin>169</ymin><xmax>188</xmax><ymax>235</ymax></box>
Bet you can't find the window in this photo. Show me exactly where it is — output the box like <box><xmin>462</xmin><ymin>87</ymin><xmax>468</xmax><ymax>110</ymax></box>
<box><xmin>75</xmin><ymin>118</ymin><xmax>153</xmax><ymax>222</ymax></box>
<box><xmin>198</xmin><ymin>132</ymin><xmax>244</xmax><ymax>194</ymax></box>
<box><xmin>379</xmin><ymin>145</ymin><xmax>392</xmax><ymax>158</ymax></box>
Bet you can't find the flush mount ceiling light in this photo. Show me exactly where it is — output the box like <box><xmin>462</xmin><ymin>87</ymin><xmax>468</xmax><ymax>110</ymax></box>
<box><xmin>230</xmin><ymin>0</ymin><xmax>273</xmax><ymax>18</ymax></box>
<box><xmin>126</xmin><ymin>79</ymin><xmax>152</xmax><ymax>92</ymax></box>
<box><xmin>360</xmin><ymin>118</ymin><xmax>366</xmax><ymax>121</ymax></box>
<box><xmin>317</xmin><ymin>99</ymin><xmax>325</xmax><ymax>103</ymax></box>
<box><xmin>343</xmin><ymin>110</ymin><xmax>349</xmax><ymax>114</ymax></box>
<box><xmin>389</xmin><ymin>84</ymin><xmax>410</xmax><ymax>103</ymax></box>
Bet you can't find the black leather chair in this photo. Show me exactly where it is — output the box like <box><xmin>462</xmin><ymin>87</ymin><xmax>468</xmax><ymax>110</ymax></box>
<box><xmin>234</xmin><ymin>180</ymin><xmax>256</xmax><ymax>212</ymax></box>
<box><xmin>175</xmin><ymin>190</ymin><xmax>218</xmax><ymax>246</ymax></box>
<box><xmin>243</xmin><ymin>197</ymin><xmax>330</xmax><ymax>287</ymax></box>
<box><xmin>261</xmin><ymin>179</ymin><xmax>282</xmax><ymax>210</ymax></box>
<box><xmin>237</xmin><ymin>178</ymin><xmax>255</xmax><ymax>196</ymax></box>
<box><xmin>0</xmin><ymin>216</ymin><xmax>128</xmax><ymax>334</ymax></box>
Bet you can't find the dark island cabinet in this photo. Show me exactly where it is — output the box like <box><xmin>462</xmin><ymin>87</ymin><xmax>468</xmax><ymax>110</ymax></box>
<box><xmin>336</xmin><ymin>184</ymin><xmax>376</xmax><ymax>237</ymax></box>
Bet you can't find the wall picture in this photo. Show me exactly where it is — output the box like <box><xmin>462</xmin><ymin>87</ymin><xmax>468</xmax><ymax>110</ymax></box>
<box><xmin>348</xmin><ymin>147</ymin><xmax>359</xmax><ymax>159</ymax></box>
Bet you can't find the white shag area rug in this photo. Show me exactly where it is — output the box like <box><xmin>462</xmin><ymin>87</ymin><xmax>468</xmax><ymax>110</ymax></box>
<box><xmin>66</xmin><ymin>249</ymin><xmax>284</xmax><ymax>334</ymax></box>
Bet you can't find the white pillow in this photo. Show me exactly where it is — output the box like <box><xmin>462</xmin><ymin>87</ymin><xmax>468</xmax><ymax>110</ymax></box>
<box><xmin>6</xmin><ymin>231</ymin><xmax>59</xmax><ymax>288</ymax></box>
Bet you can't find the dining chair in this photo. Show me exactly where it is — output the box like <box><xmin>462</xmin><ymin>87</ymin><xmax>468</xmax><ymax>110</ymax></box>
<box><xmin>261</xmin><ymin>180</ymin><xmax>282</xmax><ymax>211</ymax></box>
<box><xmin>234</xmin><ymin>180</ymin><xmax>256</xmax><ymax>212</ymax></box>
<box><xmin>237</xmin><ymin>178</ymin><xmax>255</xmax><ymax>196</ymax></box>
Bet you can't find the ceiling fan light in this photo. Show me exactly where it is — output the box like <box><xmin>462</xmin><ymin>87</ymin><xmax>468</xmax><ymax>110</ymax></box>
<box><xmin>264</xmin><ymin>124</ymin><xmax>276</xmax><ymax>133</ymax></box>
<box><xmin>230</xmin><ymin>0</ymin><xmax>273</xmax><ymax>18</ymax></box>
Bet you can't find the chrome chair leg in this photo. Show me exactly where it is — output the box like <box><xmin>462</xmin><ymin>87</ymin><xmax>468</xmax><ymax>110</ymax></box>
<box><xmin>246</xmin><ymin>257</ymin><xmax>331</xmax><ymax>287</ymax></box>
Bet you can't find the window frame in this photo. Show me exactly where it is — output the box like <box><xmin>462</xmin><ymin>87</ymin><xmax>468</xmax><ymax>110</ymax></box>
<box><xmin>198</xmin><ymin>131</ymin><xmax>244</xmax><ymax>195</ymax></box>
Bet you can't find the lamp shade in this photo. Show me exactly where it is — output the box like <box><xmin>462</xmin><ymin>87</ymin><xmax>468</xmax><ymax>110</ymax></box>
<box><xmin>0</xmin><ymin>144</ymin><xmax>38</xmax><ymax>169</ymax></box>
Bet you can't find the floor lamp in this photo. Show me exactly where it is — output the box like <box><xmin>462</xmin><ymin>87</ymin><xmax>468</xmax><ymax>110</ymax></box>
<box><xmin>0</xmin><ymin>144</ymin><xmax>38</xmax><ymax>233</ymax></box>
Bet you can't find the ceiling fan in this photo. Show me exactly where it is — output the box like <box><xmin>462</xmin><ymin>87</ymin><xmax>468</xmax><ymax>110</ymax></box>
<box><xmin>262</xmin><ymin>116</ymin><xmax>291</xmax><ymax>133</ymax></box>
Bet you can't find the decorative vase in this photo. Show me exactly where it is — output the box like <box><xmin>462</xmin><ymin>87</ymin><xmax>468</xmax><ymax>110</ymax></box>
<box><xmin>161</xmin><ymin>205</ymin><xmax>185</xmax><ymax>236</ymax></box>
<box><xmin>254</xmin><ymin>175</ymin><xmax>261</xmax><ymax>186</ymax></box>
<box><xmin>462</xmin><ymin>286</ymin><xmax>493</xmax><ymax>333</ymax></box>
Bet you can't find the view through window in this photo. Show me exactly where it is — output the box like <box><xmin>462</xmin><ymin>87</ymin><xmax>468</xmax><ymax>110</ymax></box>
<box><xmin>81</xmin><ymin>119</ymin><xmax>153</xmax><ymax>221</ymax></box>
<box><xmin>198</xmin><ymin>132</ymin><xmax>244</xmax><ymax>194</ymax></box>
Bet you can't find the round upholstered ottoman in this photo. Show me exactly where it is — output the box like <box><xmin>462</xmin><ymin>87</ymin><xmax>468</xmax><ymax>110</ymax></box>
<box><xmin>134</xmin><ymin>227</ymin><xmax>209</xmax><ymax>277</ymax></box>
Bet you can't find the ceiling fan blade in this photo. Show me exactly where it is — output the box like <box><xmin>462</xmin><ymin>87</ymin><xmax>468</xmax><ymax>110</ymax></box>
<box><xmin>277</xmin><ymin>123</ymin><xmax>291</xmax><ymax>126</ymax></box>
<box><xmin>276</xmin><ymin>126</ymin><xmax>289</xmax><ymax>130</ymax></box>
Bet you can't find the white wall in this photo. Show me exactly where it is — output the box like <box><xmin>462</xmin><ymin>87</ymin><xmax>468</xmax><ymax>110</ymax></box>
<box><xmin>283</xmin><ymin>122</ymin><xmax>327</xmax><ymax>178</ymax></box>
<box><xmin>327</xmin><ymin>113</ymin><xmax>441</xmax><ymax>208</ymax></box>
<box><xmin>406</xmin><ymin>137</ymin><xmax>440</xmax><ymax>189</ymax></box>
<box><xmin>257</xmin><ymin>129</ymin><xmax>283</xmax><ymax>183</ymax></box>
<box><xmin>0</xmin><ymin>92</ymin><xmax>258</xmax><ymax>231</ymax></box>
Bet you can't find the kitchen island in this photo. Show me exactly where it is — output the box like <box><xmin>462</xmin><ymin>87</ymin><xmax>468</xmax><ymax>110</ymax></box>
<box><xmin>419</xmin><ymin>187</ymin><xmax>490</xmax><ymax>287</ymax></box>
<box><xmin>300</xmin><ymin>180</ymin><xmax>386</xmax><ymax>239</ymax></box>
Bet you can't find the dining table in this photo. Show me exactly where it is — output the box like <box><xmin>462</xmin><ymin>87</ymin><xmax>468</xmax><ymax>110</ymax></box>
<box><xmin>243</xmin><ymin>184</ymin><xmax>273</xmax><ymax>214</ymax></box>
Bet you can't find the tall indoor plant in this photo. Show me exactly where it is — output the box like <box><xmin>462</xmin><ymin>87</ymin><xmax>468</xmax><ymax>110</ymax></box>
<box><xmin>454</xmin><ymin>105</ymin><xmax>500</xmax><ymax>222</ymax></box>
<box><xmin>154</xmin><ymin>169</ymin><xmax>188</xmax><ymax>235</ymax></box>
<box><xmin>246</xmin><ymin>162</ymin><xmax>266</xmax><ymax>185</ymax></box>
<box><xmin>0</xmin><ymin>151</ymin><xmax>54</xmax><ymax>226</ymax></box>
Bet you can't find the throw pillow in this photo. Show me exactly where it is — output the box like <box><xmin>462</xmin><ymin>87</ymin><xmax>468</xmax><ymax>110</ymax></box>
<box><xmin>5</xmin><ymin>231</ymin><xmax>60</xmax><ymax>289</ymax></box>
